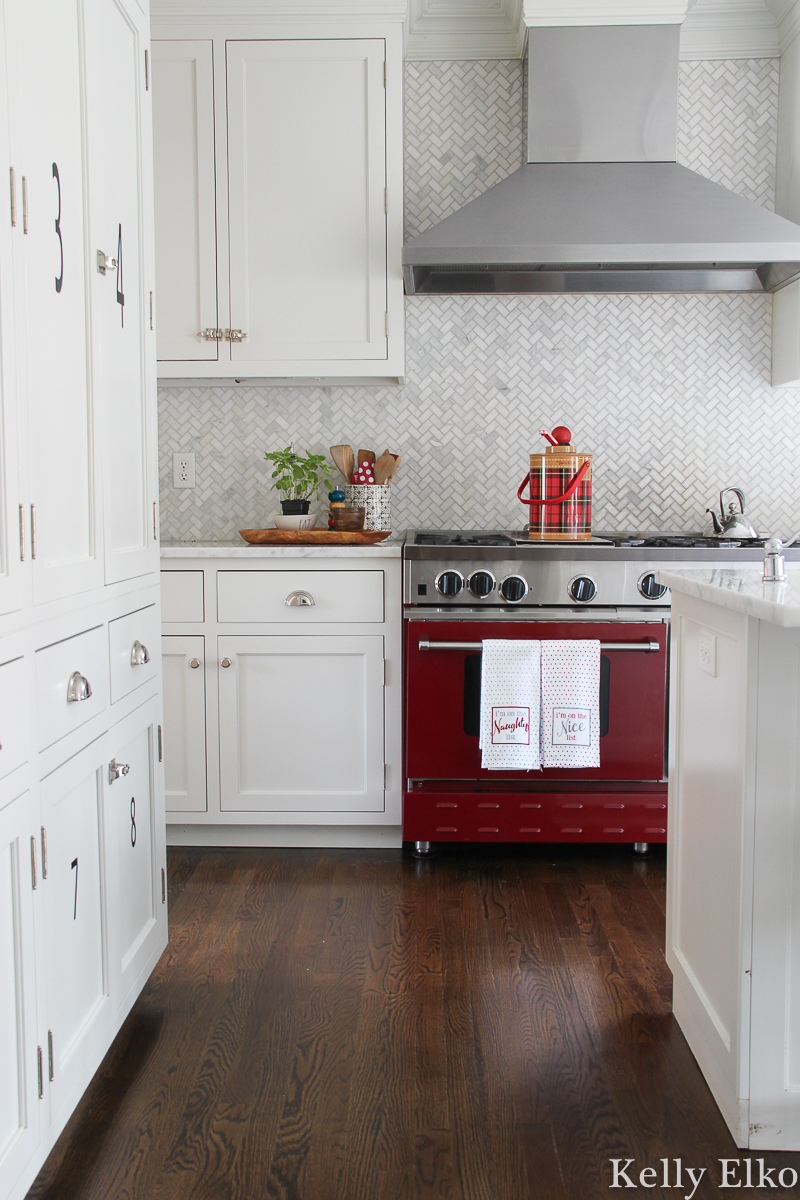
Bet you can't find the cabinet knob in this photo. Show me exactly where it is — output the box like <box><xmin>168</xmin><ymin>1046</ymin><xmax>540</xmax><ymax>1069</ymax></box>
<box><xmin>221</xmin><ymin>657</ymin><xmax>232</xmax><ymax>668</ymax></box>
<box><xmin>131</xmin><ymin>639</ymin><xmax>150</xmax><ymax>666</ymax></box>
<box><xmin>67</xmin><ymin>671</ymin><xmax>92</xmax><ymax>703</ymax></box>
<box><xmin>285</xmin><ymin>590</ymin><xmax>315</xmax><ymax>607</ymax></box>
<box><xmin>189</xmin><ymin>658</ymin><xmax>201</xmax><ymax>669</ymax></box>
<box><xmin>108</xmin><ymin>758</ymin><xmax>130</xmax><ymax>783</ymax></box>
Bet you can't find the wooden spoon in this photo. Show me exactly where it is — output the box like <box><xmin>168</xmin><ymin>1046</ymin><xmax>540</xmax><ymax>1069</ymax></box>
<box><xmin>373</xmin><ymin>449</ymin><xmax>394</xmax><ymax>484</ymax></box>
<box><xmin>342</xmin><ymin>445</ymin><xmax>355</xmax><ymax>483</ymax></box>
<box><xmin>357</xmin><ymin>449</ymin><xmax>376</xmax><ymax>467</ymax></box>
<box><xmin>330</xmin><ymin>445</ymin><xmax>352</xmax><ymax>481</ymax></box>
<box><xmin>386</xmin><ymin>454</ymin><xmax>401</xmax><ymax>482</ymax></box>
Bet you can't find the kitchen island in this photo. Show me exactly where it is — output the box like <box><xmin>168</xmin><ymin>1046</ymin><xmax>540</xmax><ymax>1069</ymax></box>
<box><xmin>659</xmin><ymin>565</ymin><xmax>800</xmax><ymax>1151</ymax></box>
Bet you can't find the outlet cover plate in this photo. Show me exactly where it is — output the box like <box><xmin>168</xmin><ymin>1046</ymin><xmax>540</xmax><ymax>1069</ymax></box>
<box><xmin>173</xmin><ymin>452</ymin><xmax>195</xmax><ymax>489</ymax></box>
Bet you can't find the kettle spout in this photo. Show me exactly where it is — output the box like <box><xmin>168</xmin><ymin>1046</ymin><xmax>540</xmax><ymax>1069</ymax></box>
<box><xmin>706</xmin><ymin>507</ymin><xmax>724</xmax><ymax>535</ymax></box>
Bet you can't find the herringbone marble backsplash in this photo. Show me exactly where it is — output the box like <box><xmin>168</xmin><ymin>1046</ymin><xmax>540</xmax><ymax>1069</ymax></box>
<box><xmin>159</xmin><ymin>57</ymin><xmax>800</xmax><ymax>542</ymax></box>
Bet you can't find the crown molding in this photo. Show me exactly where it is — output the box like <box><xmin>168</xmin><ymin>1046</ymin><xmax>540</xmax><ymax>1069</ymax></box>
<box><xmin>405</xmin><ymin>0</ymin><xmax>525</xmax><ymax>59</ymax></box>
<box><xmin>680</xmin><ymin>0</ymin><xmax>780</xmax><ymax>57</ymax></box>
<box><xmin>774</xmin><ymin>0</ymin><xmax>800</xmax><ymax>48</ymax></box>
<box><xmin>522</xmin><ymin>0</ymin><xmax>689</xmax><ymax>24</ymax></box>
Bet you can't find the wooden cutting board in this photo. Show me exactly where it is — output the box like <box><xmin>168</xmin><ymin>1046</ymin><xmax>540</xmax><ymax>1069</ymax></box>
<box><xmin>239</xmin><ymin>529</ymin><xmax>392</xmax><ymax>545</ymax></box>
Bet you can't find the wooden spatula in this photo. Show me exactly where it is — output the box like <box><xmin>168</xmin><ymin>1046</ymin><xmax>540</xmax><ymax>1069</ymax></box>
<box><xmin>357</xmin><ymin>449</ymin><xmax>376</xmax><ymax>467</ymax></box>
<box><xmin>386</xmin><ymin>454</ymin><xmax>401</xmax><ymax>482</ymax></box>
<box><xmin>330</xmin><ymin>445</ymin><xmax>354</xmax><ymax>483</ymax></box>
<box><xmin>342</xmin><ymin>445</ymin><xmax>355</xmax><ymax>482</ymax></box>
<box><xmin>373</xmin><ymin>449</ymin><xmax>394</xmax><ymax>484</ymax></box>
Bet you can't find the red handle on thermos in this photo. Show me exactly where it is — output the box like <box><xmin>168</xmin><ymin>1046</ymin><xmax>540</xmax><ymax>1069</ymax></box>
<box><xmin>517</xmin><ymin>459</ymin><xmax>591</xmax><ymax>508</ymax></box>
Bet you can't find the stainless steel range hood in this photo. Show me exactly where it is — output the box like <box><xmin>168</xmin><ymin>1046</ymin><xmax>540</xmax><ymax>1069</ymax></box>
<box><xmin>403</xmin><ymin>24</ymin><xmax>800</xmax><ymax>295</ymax></box>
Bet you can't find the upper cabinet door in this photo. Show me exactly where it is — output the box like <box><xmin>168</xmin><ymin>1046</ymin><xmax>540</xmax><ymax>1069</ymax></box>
<box><xmin>152</xmin><ymin>40</ymin><xmax>218</xmax><ymax>364</ymax></box>
<box><xmin>226</xmin><ymin>39</ymin><xmax>388</xmax><ymax>366</ymax></box>
<box><xmin>15</xmin><ymin>0</ymin><xmax>102</xmax><ymax>606</ymax></box>
<box><xmin>83</xmin><ymin>0</ymin><xmax>158</xmax><ymax>585</ymax></box>
<box><xmin>0</xmin><ymin>0</ymin><xmax>22</xmax><ymax>619</ymax></box>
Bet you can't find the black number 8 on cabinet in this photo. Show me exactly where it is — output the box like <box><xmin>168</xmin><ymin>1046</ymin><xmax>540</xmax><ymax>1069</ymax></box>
<box><xmin>130</xmin><ymin>796</ymin><xmax>136</xmax><ymax>846</ymax></box>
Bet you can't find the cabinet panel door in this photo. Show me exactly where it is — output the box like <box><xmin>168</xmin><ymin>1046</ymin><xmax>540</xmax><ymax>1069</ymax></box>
<box><xmin>218</xmin><ymin>634</ymin><xmax>384</xmax><ymax>812</ymax></box>
<box><xmin>152</xmin><ymin>40</ymin><xmax>218</xmax><ymax>363</ymax></box>
<box><xmin>104</xmin><ymin>699</ymin><xmax>166</xmax><ymax>1004</ymax></box>
<box><xmin>0</xmin><ymin>0</ymin><xmax>22</xmax><ymax>620</ymax></box>
<box><xmin>0</xmin><ymin>791</ymin><xmax>40</xmax><ymax>1200</ymax></box>
<box><xmin>40</xmin><ymin>745</ymin><xmax>107</xmax><ymax>1128</ymax></box>
<box><xmin>83</xmin><ymin>0</ymin><xmax>157</xmax><ymax>584</ymax></box>
<box><xmin>226</xmin><ymin>39</ymin><xmax>387</xmax><ymax>364</ymax></box>
<box><xmin>162</xmin><ymin>636</ymin><xmax>207</xmax><ymax>813</ymax></box>
<box><xmin>16</xmin><ymin>0</ymin><xmax>102</xmax><ymax>605</ymax></box>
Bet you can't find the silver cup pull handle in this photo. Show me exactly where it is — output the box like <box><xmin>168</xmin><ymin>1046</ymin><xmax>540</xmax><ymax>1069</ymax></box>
<box><xmin>67</xmin><ymin>671</ymin><xmax>92</xmax><ymax>703</ymax></box>
<box><xmin>285</xmin><ymin>590</ymin><xmax>315</xmax><ymax>607</ymax></box>
<box><xmin>131</xmin><ymin>639</ymin><xmax>150</xmax><ymax>666</ymax></box>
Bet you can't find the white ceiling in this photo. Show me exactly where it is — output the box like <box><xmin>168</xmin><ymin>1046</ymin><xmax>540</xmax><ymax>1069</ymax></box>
<box><xmin>405</xmin><ymin>0</ymin><xmax>800</xmax><ymax>60</ymax></box>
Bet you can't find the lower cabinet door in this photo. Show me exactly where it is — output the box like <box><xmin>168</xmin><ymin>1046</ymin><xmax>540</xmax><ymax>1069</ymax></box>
<box><xmin>0</xmin><ymin>791</ymin><xmax>40</xmax><ymax>1200</ymax></box>
<box><xmin>39</xmin><ymin>744</ymin><xmax>108</xmax><ymax>1129</ymax></box>
<box><xmin>218</xmin><ymin>635</ymin><xmax>385</xmax><ymax>813</ymax></box>
<box><xmin>104</xmin><ymin>698</ymin><xmax>167</xmax><ymax>1006</ymax></box>
<box><xmin>162</xmin><ymin>636</ymin><xmax>207</xmax><ymax>813</ymax></box>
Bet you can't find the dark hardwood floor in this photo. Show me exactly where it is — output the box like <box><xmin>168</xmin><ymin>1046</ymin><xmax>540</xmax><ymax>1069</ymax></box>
<box><xmin>25</xmin><ymin>845</ymin><xmax>800</xmax><ymax>1199</ymax></box>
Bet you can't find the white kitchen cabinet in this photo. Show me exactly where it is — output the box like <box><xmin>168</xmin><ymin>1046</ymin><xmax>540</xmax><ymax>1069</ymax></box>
<box><xmin>14</xmin><ymin>0</ymin><xmax>102</xmax><ymax>606</ymax></box>
<box><xmin>161</xmin><ymin>635</ymin><xmax>207</xmax><ymax>813</ymax></box>
<box><xmin>151</xmin><ymin>40</ymin><xmax>218</xmax><ymax>363</ymax></box>
<box><xmin>151</xmin><ymin>14</ymin><xmax>404</xmax><ymax>381</ymax></box>
<box><xmin>84</xmin><ymin>0</ymin><xmax>159</xmax><ymax>586</ymax></box>
<box><xmin>104</xmin><ymin>698</ymin><xmax>166</xmax><ymax>1006</ymax></box>
<box><xmin>218</xmin><ymin>633</ymin><xmax>385</xmax><ymax>813</ymax></box>
<box><xmin>0</xmin><ymin>789</ymin><xmax>40</xmax><ymax>1200</ymax></box>
<box><xmin>38</xmin><ymin>741</ymin><xmax>108</xmax><ymax>1131</ymax></box>
<box><xmin>160</xmin><ymin>551</ymin><xmax>402</xmax><ymax>844</ymax></box>
<box><xmin>0</xmin><ymin>0</ymin><xmax>21</xmax><ymax>621</ymax></box>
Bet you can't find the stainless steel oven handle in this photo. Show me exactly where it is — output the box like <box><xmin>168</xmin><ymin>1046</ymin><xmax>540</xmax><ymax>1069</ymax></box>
<box><xmin>418</xmin><ymin>639</ymin><xmax>660</xmax><ymax>652</ymax></box>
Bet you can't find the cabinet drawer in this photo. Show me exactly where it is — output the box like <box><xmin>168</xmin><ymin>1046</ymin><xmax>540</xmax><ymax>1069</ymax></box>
<box><xmin>109</xmin><ymin>604</ymin><xmax>160</xmax><ymax>703</ymax></box>
<box><xmin>0</xmin><ymin>657</ymin><xmax>28</xmax><ymax>781</ymax></box>
<box><xmin>161</xmin><ymin>570</ymin><xmax>204</xmax><ymax>623</ymax></box>
<box><xmin>217</xmin><ymin>570</ymin><xmax>384</xmax><ymax>624</ymax></box>
<box><xmin>36</xmin><ymin>626</ymin><xmax>107</xmax><ymax>751</ymax></box>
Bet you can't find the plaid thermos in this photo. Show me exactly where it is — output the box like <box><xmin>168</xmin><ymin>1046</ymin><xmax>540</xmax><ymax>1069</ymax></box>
<box><xmin>517</xmin><ymin>426</ymin><xmax>592</xmax><ymax>541</ymax></box>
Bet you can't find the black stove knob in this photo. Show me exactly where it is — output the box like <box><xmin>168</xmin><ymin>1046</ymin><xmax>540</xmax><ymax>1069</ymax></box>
<box><xmin>468</xmin><ymin>570</ymin><xmax>496</xmax><ymax>598</ymax></box>
<box><xmin>435</xmin><ymin>569</ymin><xmax>464</xmax><ymax>597</ymax></box>
<box><xmin>568</xmin><ymin>576</ymin><xmax>597</xmax><ymax>603</ymax></box>
<box><xmin>638</xmin><ymin>572</ymin><xmax>668</xmax><ymax>600</ymax></box>
<box><xmin>499</xmin><ymin>574</ymin><xmax>529</xmax><ymax>603</ymax></box>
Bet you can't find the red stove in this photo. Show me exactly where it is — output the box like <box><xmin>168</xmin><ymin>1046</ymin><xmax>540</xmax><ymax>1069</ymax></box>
<box><xmin>402</xmin><ymin>529</ymin><xmax>797</xmax><ymax>855</ymax></box>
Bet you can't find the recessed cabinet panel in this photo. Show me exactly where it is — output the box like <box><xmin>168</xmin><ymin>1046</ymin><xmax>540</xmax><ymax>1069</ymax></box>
<box><xmin>0</xmin><ymin>792</ymin><xmax>40</xmax><ymax>1198</ymax></box>
<box><xmin>226</xmin><ymin>39</ymin><xmax>388</xmax><ymax>364</ymax></box>
<box><xmin>84</xmin><ymin>0</ymin><xmax>156</xmax><ymax>585</ymax></box>
<box><xmin>0</xmin><ymin>0</ymin><xmax>21</xmax><ymax>621</ymax></box>
<box><xmin>16</xmin><ymin>0</ymin><xmax>101</xmax><ymax>604</ymax></box>
<box><xmin>41</xmin><ymin>752</ymin><xmax>106</xmax><ymax>1126</ymax></box>
<box><xmin>0</xmin><ymin>657</ymin><xmax>28</xmax><ymax>783</ymax></box>
<box><xmin>105</xmin><ymin>707</ymin><xmax>162</xmax><ymax>1002</ymax></box>
<box><xmin>161</xmin><ymin>569</ymin><xmax>204</xmax><ymax>623</ymax></box>
<box><xmin>218</xmin><ymin>634</ymin><xmax>384</xmax><ymax>812</ymax></box>
<box><xmin>152</xmin><ymin>40</ymin><xmax>218</xmax><ymax>362</ymax></box>
<box><xmin>162</xmin><ymin>636</ymin><xmax>207</xmax><ymax>813</ymax></box>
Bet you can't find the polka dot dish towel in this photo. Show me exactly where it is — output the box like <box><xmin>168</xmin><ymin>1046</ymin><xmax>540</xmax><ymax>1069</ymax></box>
<box><xmin>479</xmin><ymin>639</ymin><xmax>542</xmax><ymax>771</ymax></box>
<box><xmin>540</xmin><ymin>640</ymin><xmax>601</xmax><ymax>769</ymax></box>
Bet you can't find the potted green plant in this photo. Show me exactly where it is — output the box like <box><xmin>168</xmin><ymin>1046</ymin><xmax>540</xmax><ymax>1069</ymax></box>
<box><xmin>264</xmin><ymin>445</ymin><xmax>334</xmax><ymax>515</ymax></box>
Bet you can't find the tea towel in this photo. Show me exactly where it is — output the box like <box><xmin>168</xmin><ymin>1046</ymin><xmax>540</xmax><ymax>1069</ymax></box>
<box><xmin>540</xmin><ymin>639</ymin><xmax>601</xmax><ymax>769</ymax></box>
<box><xmin>479</xmin><ymin>639</ymin><xmax>541</xmax><ymax>771</ymax></box>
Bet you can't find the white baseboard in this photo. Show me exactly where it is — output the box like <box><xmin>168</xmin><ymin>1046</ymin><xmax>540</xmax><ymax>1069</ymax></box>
<box><xmin>166</xmin><ymin>823</ymin><xmax>403</xmax><ymax>849</ymax></box>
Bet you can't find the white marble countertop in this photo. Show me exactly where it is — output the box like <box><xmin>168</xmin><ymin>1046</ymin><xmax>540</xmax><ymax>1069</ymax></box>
<box><xmin>160</xmin><ymin>537</ymin><xmax>404</xmax><ymax>559</ymax></box>
<box><xmin>658</xmin><ymin>566</ymin><xmax>800</xmax><ymax>626</ymax></box>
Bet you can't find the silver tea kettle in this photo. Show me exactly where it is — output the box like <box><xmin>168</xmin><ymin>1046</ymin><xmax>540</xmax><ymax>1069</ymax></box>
<box><xmin>707</xmin><ymin>488</ymin><xmax>759</xmax><ymax>539</ymax></box>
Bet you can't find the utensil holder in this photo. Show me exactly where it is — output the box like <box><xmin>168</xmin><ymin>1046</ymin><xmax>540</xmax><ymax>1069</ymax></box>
<box><xmin>345</xmin><ymin>484</ymin><xmax>391</xmax><ymax>531</ymax></box>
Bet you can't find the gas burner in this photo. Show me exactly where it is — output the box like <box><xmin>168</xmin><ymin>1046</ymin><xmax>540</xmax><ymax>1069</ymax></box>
<box><xmin>414</xmin><ymin>531</ymin><xmax>518</xmax><ymax>548</ymax></box>
<box><xmin>611</xmin><ymin>534</ymin><xmax>765</xmax><ymax>549</ymax></box>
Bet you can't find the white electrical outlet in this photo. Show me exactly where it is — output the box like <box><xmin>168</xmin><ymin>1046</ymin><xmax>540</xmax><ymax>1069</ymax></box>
<box><xmin>699</xmin><ymin>629</ymin><xmax>717</xmax><ymax>677</ymax></box>
<box><xmin>173</xmin><ymin>452</ymin><xmax>195</xmax><ymax>489</ymax></box>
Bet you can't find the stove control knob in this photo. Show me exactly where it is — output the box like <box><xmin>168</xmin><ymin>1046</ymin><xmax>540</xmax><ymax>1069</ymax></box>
<box><xmin>638</xmin><ymin>572</ymin><xmax>668</xmax><ymax>600</ymax></box>
<box><xmin>568</xmin><ymin>575</ymin><xmax>597</xmax><ymax>603</ymax></box>
<box><xmin>499</xmin><ymin>574</ymin><xmax>529</xmax><ymax>603</ymax></box>
<box><xmin>435</xmin><ymin>569</ymin><xmax>464</xmax><ymax>597</ymax></box>
<box><xmin>468</xmin><ymin>570</ymin><xmax>496</xmax><ymax>598</ymax></box>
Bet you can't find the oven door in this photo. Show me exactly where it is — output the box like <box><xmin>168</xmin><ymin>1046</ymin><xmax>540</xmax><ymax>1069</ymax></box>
<box><xmin>404</xmin><ymin>619</ymin><xmax>668</xmax><ymax>781</ymax></box>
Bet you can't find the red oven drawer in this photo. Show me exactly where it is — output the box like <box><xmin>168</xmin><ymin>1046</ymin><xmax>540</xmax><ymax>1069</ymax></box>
<box><xmin>404</xmin><ymin>620</ymin><xmax>668</xmax><ymax>782</ymax></box>
<box><xmin>403</xmin><ymin>785</ymin><xmax>668</xmax><ymax>843</ymax></box>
